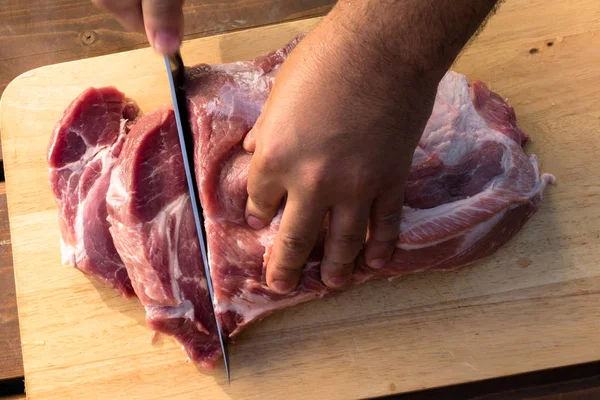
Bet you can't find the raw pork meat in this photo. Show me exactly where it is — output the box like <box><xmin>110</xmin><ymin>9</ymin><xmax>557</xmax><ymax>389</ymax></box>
<box><xmin>106</xmin><ymin>107</ymin><xmax>221</xmax><ymax>368</ymax></box>
<box><xmin>186</xmin><ymin>41</ymin><xmax>555</xmax><ymax>347</ymax></box>
<box><xmin>48</xmin><ymin>87</ymin><xmax>138</xmax><ymax>297</ymax></box>
<box><xmin>50</xmin><ymin>37</ymin><xmax>554</xmax><ymax>370</ymax></box>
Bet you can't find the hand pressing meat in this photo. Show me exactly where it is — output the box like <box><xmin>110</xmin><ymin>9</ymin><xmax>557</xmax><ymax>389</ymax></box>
<box><xmin>92</xmin><ymin>0</ymin><xmax>501</xmax><ymax>294</ymax></box>
<box><xmin>241</xmin><ymin>26</ymin><xmax>434</xmax><ymax>292</ymax></box>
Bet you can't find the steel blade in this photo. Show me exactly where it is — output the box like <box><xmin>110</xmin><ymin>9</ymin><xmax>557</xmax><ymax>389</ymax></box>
<box><xmin>164</xmin><ymin>53</ymin><xmax>231</xmax><ymax>383</ymax></box>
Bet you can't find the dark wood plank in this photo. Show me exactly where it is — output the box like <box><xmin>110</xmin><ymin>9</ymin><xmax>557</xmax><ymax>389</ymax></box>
<box><xmin>0</xmin><ymin>182</ymin><xmax>21</xmax><ymax>382</ymax></box>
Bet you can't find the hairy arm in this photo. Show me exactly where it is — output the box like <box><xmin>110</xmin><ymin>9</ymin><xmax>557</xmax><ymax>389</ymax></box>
<box><xmin>303</xmin><ymin>0</ymin><xmax>502</xmax><ymax>122</ymax></box>
<box><xmin>332</xmin><ymin>0</ymin><xmax>500</xmax><ymax>77</ymax></box>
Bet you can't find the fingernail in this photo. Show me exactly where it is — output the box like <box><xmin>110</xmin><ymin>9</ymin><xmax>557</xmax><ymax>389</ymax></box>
<box><xmin>270</xmin><ymin>280</ymin><xmax>293</xmax><ymax>294</ymax></box>
<box><xmin>370</xmin><ymin>258</ymin><xmax>386</xmax><ymax>269</ymax></box>
<box><xmin>326</xmin><ymin>277</ymin><xmax>347</xmax><ymax>288</ymax></box>
<box><xmin>154</xmin><ymin>30</ymin><xmax>180</xmax><ymax>55</ymax></box>
<box><xmin>247</xmin><ymin>215</ymin><xmax>265</xmax><ymax>230</ymax></box>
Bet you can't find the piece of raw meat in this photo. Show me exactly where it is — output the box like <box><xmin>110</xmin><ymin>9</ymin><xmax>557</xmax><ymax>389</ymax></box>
<box><xmin>106</xmin><ymin>106</ymin><xmax>222</xmax><ymax>368</ymax></box>
<box><xmin>51</xmin><ymin>37</ymin><xmax>555</xmax><ymax>370</ymax></box>
<box><xmin>48</xmin><ymin>87</ymin><xmax>138</xmax><ymax>298</ymax></box>
<box><xmin>186</xmin><ymin>41</ymin><xmax>554</xmax><ymax>348</ymax></box>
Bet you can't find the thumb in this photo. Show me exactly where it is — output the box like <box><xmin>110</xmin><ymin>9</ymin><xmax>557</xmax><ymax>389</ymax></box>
<box><xmin>141</xmin><ymin>0</ymin><xmax>184</xmax><ymax>55</ymax></box>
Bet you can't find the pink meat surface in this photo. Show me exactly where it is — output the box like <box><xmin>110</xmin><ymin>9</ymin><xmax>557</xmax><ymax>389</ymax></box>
<box><xmin>49</xmin><ymin>37</ymin><xmax>555</xmax><ymax>370</ymax></box>
<box><xmin>106</xmin><ymin>106</ymin><xmax>222</xmax><ymax>368</ymax></box>
<box><xmin>48</xmin><ymin>87</ymin><xmax>138</xmax><ymax>297</ymax></box>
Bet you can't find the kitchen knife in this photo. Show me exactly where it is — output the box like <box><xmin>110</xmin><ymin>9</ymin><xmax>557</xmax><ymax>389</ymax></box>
<box><xmin>164</xmin><ymin>52</ymin><xmax>231</xmax><ymax>383</ymax></box>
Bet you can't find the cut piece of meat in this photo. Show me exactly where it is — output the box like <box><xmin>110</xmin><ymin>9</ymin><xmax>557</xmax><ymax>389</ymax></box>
<box><xmin>106</xmin><ymin>106</ymin><xmax>222</xmax><ymax>369</ymax></box>
<box><xmin>50</xmin><ymin>36</ymin><xmax>555</xmax><ymax>371</ymax></box>
<box><xmin>48</xmin><ymin>87</ymin><xmax>138</xmax><ymax>298</ymax></box>
<box><xmin>186</xmin><ymin>40</ymin><xmax>555</xmax><ymax>347</ymax></box>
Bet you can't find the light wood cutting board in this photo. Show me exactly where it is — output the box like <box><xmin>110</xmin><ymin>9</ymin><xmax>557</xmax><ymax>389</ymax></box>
<box><xmin>2</xmin><ymin>1</ymin><xmax>600</xmax><ymax>399</ymax></box>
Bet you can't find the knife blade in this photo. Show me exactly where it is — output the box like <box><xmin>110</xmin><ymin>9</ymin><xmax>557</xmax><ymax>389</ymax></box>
<box><xmin>163</xmin><ymin>52</ymin><xmax>231</xmax><ymax>383</ymax></box>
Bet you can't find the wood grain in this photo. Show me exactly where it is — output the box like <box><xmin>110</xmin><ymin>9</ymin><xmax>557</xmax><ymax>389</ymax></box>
<box><xmin>1</xmin><ymin>0</ymin><xmax>600</xmax><ymax>398</ymax></box>
<box><xmin>0</xmin><ymin>182</ymin><xmax>21</xmax><ymax>382</ymax></box>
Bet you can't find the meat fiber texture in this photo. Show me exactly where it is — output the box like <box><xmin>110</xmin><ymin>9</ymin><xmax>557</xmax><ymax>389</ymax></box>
<box><xmin>49</xmin><ymin>36</ymin><xmax>555</xmax><ymax>370</ymax></box>
<box><xmin>106</xmin><ymin>106</ymin><xmax>222</xmax><ymax>368</ymax></box>
<box><xmin>47</xmin><ymin>87</ymin><xmax>139</xmax><ymax>297</ymax></box>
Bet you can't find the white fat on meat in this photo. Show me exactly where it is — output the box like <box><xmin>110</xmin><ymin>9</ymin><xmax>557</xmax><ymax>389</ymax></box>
<box><xmin>151</xmin><ymin>193</ymin><xmax>188</xmax><ymax>303</ymax></box>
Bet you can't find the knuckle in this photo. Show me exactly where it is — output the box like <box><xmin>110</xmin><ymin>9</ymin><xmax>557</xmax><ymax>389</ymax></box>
<box><xmin>327</xmin><ymin>233</ymin><xmax>364</xmax><ymax>264</ymax></box>
<box><xmin>329</xmin><ymin>251</ymin><xmax>360</xmax><ymax>265</ymax></box>
<box><xmin>254</xmin><ymin>199</ymin><xmax>279</xmax><ymax>214</ymax></box>
<box><xmin>354</xmin><ymin>169</ymin><xmax>373</xmax><ymax>188</ymax></box>
<box><xmin>248</xmin><ymin>191</ymin><xmax>280</xmax><ymax>213</ymax></box>
<box><xmin>325</xmin><ymin>259</ymin><xmax>355</xmax><ymax>273</ymax></box>
<box><xmin>333</xmin><ymin>232</ymin><xmax>365</xmax><ymax>247</ymax></box>
<box><xmin>278</xmin><ymin>232</ymin><xmax>313</xmax><ymax>255</ymax></box>
<box><xmin>256</xmin><ymin>144</ymin><xmax>285</xmax><ymax>173</ymax></box>
<box><xmin>271</xmin><ymin>260</ymin><xmax>300</xmax><ymax>275</ymax></box>
<box><xmin>373</xmin><ymin>210</ymin><xmax>402</xmax><ymax>227</ymax></box>
<box><xmin>302</xmin><ymin>170</ymin><xmax>328</xmax><ymax>193</ymax></box>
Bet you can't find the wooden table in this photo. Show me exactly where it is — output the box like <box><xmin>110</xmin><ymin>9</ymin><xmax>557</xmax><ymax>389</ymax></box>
<box><xmin>0</xmin><ymin>1</ymin><xmax>599</xmax><ymax>399</ymax></box>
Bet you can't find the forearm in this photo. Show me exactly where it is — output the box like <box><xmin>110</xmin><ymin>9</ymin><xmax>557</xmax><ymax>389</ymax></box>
<box><xmin>328</xmin><ymin>0</ymin><xmax>501</xmax><ymax>80</ymax></box>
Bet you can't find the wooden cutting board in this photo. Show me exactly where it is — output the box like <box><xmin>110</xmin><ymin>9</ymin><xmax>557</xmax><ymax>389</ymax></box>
<box><xmin>2</xmin><ymin>1</ymin><xmax>600</xmax><ymax>398</ymax></box>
